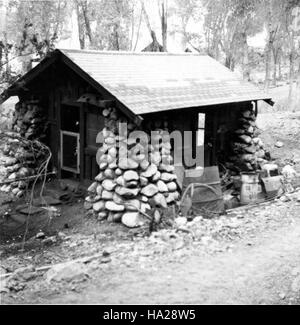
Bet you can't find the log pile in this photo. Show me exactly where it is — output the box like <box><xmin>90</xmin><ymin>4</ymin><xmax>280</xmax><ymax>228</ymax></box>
<box><xmin>12</xmin><ymin>100</ymin><xmax>47</xmax><ymax>141</ymax></box>
<box><xmin>226</xmin><ymin>107</ymin><xmax>268</xmax><ymax>174</ymax></box>
<box><xmin>84</xmin><ymin>107</ymin><xmax>180</xmax><ymax>227</ymax></box>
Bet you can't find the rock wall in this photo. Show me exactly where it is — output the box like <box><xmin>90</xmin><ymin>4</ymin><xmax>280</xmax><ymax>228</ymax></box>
<box><xmin>0</xmin><ymin>100</ymin><xmax>48</xmax><ymax>196</ymax></box>
<box><xmin>226</xmin><ymin>107</ymin><xmax>268</xmax><ymax>174</ymax></box>
<box><xmin>12</xmin><ymin>100</ymin><xmax>48</xmax><ymax>141</ymax></box>
<box><xmin>84</xmin><ymin>107</ymin><xmax>180</xmax><ymax>227</ymax></box>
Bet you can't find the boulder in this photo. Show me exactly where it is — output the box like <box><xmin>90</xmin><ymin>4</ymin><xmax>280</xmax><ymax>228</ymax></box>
<box><xmin>141</xmin><ymin>164</ymin><xmax>158</xmax><ymax>178</ymax></box>
<box><xmin>116</xmin><ymin>176</ymin><xmax>126</xmax><ymax>187</ymax></box>
<box><xmin>159</xmin><ymin>164</ymin><xmax>175</xmax><ymax>173</ymax></box>
<box><xmin>93</xmin><ymin>200</ymin><xmax>106</xmax><ymax>212</ymax></box>
<box><xmin>88</xmin><ymin>182</ymin><xmax>98</xmax><ymax>193</ymax></box>
<box><xmin>105</xmin><ymin>201</ymin><xmax>125</xmax><ymax>212</ymax></box>
<box><xmin>115</xmin><ymin>186</ymin><xmax>139</xmax><ymax>199</ymax></box>
<box><xmin>95</xmin><ymin>172</ymin><xmax>105</xmax><ymax>182</ymax></box>
<box><xmin>153</xmin><ymin>193</ymin><xmax>168</xmax><ymax>208</ymax></box>
<box><xmin>141</xmin><ymin>184</ymin><xmax>158</xmax><ymax>197</ymax></box>
<box><xmin>125</xmin><ymin>199</ymin><xmax>141</xmax><ymax>211</ymax></box>
<box><xmin>161</xmin><ymin>172</ymin><xmax>176</xmax><ymax>182</ymax></box>
<box><xmin>119</xmin><ymin>158</ymin><xmax>139</xmax><ymax>170</ymax></box>
<box><xmin>140</xmin><ymin>176</ymin><xmax>148</xmax><ymax>187</ymax></box>
<box><xmin>123</xmin><ymin>170</ymin><xmax>139</xmax><ymax>182</ymax></box>
<box><xmin>102</xmin><ymin>190</ymin><xmax>114</xmax><ymax>200</ymax></box>
<box><xmin>104</xmin><ymin>168</ymin><xmax>115</xmax><ymax>179</ymax></box>
<box><xmin>122</xmin><ymin>212</ymin><xmax>144</xmax><ymax>228</ymax></box>
<box><xmin>115</xmin><ymin>168</ymin><xmax>123</xmax><ymax>176</ymax></box>
<box><xmin>166</xmin><ymin>191</ymin><xmax>180</xmax><ymax>204</ymax></box>
<box><xmin>167</xmin><ymin>182</ymin><xmax>177</xmax><ymax>192</ymax></box>
<box><xmin>157</xmin><ymin>180</ymin><xmax>168</xmax><ymax>193</ymax></box>
<box><xmin>102</xmin><ymin>179</ymin><xmax>117</xmax><ymax>191</ymax></box>
<box><xmin>96</xmin><ymin>185</ymin><xmax>103</xmax><ymax>196</ymax></box>
<box><xmin>107</xmin><ymin>212</ymin><xmax>122</xmax><ymax>223</ymax></box>
<box><xmin>152</xmin><ymin>171</ymin><xmax>161</xmax><ymax>182</ymax></box>
<box><xmin>140</xmin><ymin>160</ymin><xmax>150</xmax><ymax>171</ymax></box>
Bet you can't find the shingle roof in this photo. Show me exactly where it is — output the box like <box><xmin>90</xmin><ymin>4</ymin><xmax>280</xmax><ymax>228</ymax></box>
<box><xmin>60</xmin><ymin>49</ymin><xmax>271</xmax><ymax>115</ymax></box>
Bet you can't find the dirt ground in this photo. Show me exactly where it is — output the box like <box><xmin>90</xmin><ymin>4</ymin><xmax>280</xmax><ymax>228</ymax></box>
<box><xmin>1</xmin><ymin>111</ymin><xmax>300</xmax><ymax>305</ymax></box>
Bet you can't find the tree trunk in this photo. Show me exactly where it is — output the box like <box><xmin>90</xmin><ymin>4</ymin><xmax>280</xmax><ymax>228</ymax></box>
<box><xmin>272</xmin><ymin>47</ymin><xmax>277</xmax><ymax>86</ymax></box>
<box><xmin>242</xmin><ymin>33</ymin><xmax>250</xmax><ymax>81</ymax></box>
<box><xmin>81</xmin><ymin>0</ymin><xmax>93</xmax><ymax>48</ymax></box>
<box><xmin>75</xmin><ymin>1</ymin><xmax>85</xmax><ymax>49</ymax></box>
<box><xmin>288</xmin><ymin>51</ymin><xmax>295</xmax><ymax>111</ymax></box>
<box><xmin>161</xmin><ymin>0</ymin><xmax>167</xmax><ymax>52</ymax></box>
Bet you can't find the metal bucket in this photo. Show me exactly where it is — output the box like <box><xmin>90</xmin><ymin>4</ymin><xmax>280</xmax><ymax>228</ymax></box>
<box><xmin>240</xmin><ymin>172</ymin><xmax>260</xmax><ymax>205</ymax></box>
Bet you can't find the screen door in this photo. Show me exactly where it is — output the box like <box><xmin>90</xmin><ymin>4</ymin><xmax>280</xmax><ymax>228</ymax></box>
<box><xmin>60</xmin><ymin>131</ymin><xmax>80</xmax><ymax>174</ymax></box>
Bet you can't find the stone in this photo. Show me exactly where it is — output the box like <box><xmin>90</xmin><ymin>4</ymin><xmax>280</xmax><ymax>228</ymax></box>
<box><xmin>98</xmin><ymin>211</ymin><xmax>108</xmax><ymax>220</ymax></box>
<box><xmin>141</xmin><ymin>184</ymin><xmax>158</xmax><ymax>197</ymax></box>
<box><xmin>84</xmin><ymin>201</ymin><xmax>93</xmax><ymax>210</ymax></box>
<box><xmin>152</xmin><ymin>171</ymin><xmax>161</xmax><ymax>182</ymax></box>
<box><xmin>122</xmin><ymin>212</ymin><xmax>144</xmax><ymax>228</ymax></box>
<box><xmin>115</xmin><ymin>186</ymin><xmax>139</xmax><ymax>199</ymax></box>
<box><xmin>275</xmin><ymin>141</ymin><xmax>284</xmax><ymax>148</ymax></box>
<box><xmin>115</xmin><ymin>168</ymin><xmax>123</xmax><ymax>176</ymax></box>
<box><xmin>141</xmin><ymin>203</ymin><xmax>151</xmax><ymax>213</ymax></box>
<box><xmin>102</xmin><ymin>190</ymin><xmax>114</xmax><ymax>200</ymax></box>
<box><xmin>141</xmin><ymin>195</ymin><xmax>149</xmax><ymax>203</ymax></box>
<box><xmin>102</xmin><ymin>179</ymin><xmax>116</xmax><ymax>191</ymax></box>
<box><xmin>113</xmin><ymin>193</ymin><xmax>124</xmax><ymax>205</ymax></box>
<box><xmin>153</xmin><ymin>193</ymin><xmax>168</xmax><ymax>208</ymax></box>
<box><xmin>175</xmin><ymin>217</ymin><xmax>187</xmax><ymax>227</ymax></box>
<box><xmin>104</xmin><ymin>168</ymin><xmax>115</xmax><ymax>179</ymax></box>
<box><xmin>125</xmin><ymin>199</ymin><xmax>141</xmax><ymax>211</ymax></box>
<box><xmin>119</xmin><ymin>158</ymin><xmax>139</xmax><ymax>170</ymax></box>
<box><xmin>45</xmin><ymin>261</ymin><xmax>88</xmax><ymax>283</ymax></box>
<box><xmin>116</xmin><ymin>176</ymin><xmax>126</xmax><ymax>187</ymax></box>
<box><xmin>141</xmin><ymin>164</ymin><xmax>158</xmax><ymax>178</ymax></box>
<box><xmin>140</xmin><ymin>159</ymin><xmax>150</xmax><ymax>171</ymax></box>
<box><xmin>95</xmin><ymin>172</ymin><xmax>105</xmax><ymax>182</ymax></box>
<box><xmin>107</xmin><ymin>212</ymin><xmax>123</xmax><ymax>223</ymax></box>
<box><xmin>108</xmin><ymin>147</ymin><xmax>117</xmax><ymax>158</ymax></box>
<box><xmin>167</xmin><ymin>182</ymin><xmax>177</xmax><ymax>192</ymax></box>
<box><xmin>96</xmin><ymin>185</ymin><xmax>103</xmax><ymax>196</ymax></box>
<box><xmin>93</xmin><ymin>200</ymin><xmax>105</xmax><ymax>212</ymax></box>
<box><xmin>88</xmin><ymin>182</ymin><xmax>98</xmax><ymax>193</ymax></box>
<box><xmin>150</xmin><ymin>152</ymin><xmax>161</xmax><ymax>165</ymax></box>
<box><xmin>123</xmin><ymin>170</ymin><xmax>139</xmax><ymax>182</ymax></box>
<box><xmin>161</xmin><ymin>172</ymin><xmax>176</xmax><ymax>182</ymax></box>
<box><xmin>99</xmin><ymin>162</ymin><xmax>108</xmax><ymax>170</ymax></box>
<box><xmin>105</xmin><ymin>201</ymin><xmax>125</xmax><ymax>212</ymax></box>
<box><xmin>157</xmin><ymin>180</ymin><xmax>168</xmax><ymax>193</ymax></box>
<box><xmin>166</xmin><ymin>191</ymin><xmax>180</xmax><ymax>204</ymax></box>
<box><xmin>126</xmin><ymin>180</ymin><xmax>139</xmax><ymax>189</ymax></box>
<box><xmin>36</xmin><ymin>232</ymin><xmax>45</xmax><ymax>239</ymax></box>
<box><xmin>140</xmin><ymin>176</ymin><xmax>148</xmax><ymax>187</ymax></box>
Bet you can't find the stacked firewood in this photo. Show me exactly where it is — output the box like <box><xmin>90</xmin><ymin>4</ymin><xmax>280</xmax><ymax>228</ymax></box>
<box><xmin>0</xmin><ymin>132</ymin><xmax>49</xmax><ymax>197</ymax></box>
<box><xmin>12</xmin><ymin>100</ymin><xmax>47</xmax><ymax>141</ymax></box>
<box><xmin>84</xmin><ymin>107</ymin><xmax>180</xmax><ymax>227</ymax></box>
<box><xmin>226</xmin><ymin>107</ymin><xmax>267</xmax><ymax>173</ymax></box>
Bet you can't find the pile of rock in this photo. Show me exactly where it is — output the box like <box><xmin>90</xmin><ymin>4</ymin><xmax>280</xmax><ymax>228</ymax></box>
<box><xmin>226</xmin><ymin>107</ymin><xmax>267</xmax><ymax>173</ymax></box>
<box><xmin>0</xmin><ymin>132</ymin><xmax>47</xmax><ymax>197</ymax></box>
<box><xmin>84</xmin><ymin>107</ymin><xmax>180</xmax><ymax>227</ymax></box>
<box><xmin>12</xmin><ymin>100</ymin><xmax>47</xmax><ymax>141</ymax></box>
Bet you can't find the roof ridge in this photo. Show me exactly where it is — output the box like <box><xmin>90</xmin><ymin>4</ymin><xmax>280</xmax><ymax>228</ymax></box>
<box><xmin>58</xmin><ymin>48</ymin><xmax>206</xmax><ymax>57</ymax></box>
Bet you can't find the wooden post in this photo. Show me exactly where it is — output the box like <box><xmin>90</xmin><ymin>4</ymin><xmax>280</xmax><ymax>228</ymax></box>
<box><xmin>79</xmin><ymin>102</ymin><xmax>85</xmax><ymax>182</ymax></box>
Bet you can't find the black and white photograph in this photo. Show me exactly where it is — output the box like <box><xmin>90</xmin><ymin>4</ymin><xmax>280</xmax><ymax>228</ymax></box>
<box><xmin>0</xmin><ymin>0</ymin><xmax>300</xmax><ymax>307</ymax></box>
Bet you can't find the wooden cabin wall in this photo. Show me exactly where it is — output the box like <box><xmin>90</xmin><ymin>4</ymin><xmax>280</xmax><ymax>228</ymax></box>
<box><xmin>141</xmin><ymin>101</ymin><xmax>253</xmax><ymax>170</ymax></box>
<box><xmin>19</xmin><ymin>62</ymin><xmax>105</xmax><ymax>182</ymax></box>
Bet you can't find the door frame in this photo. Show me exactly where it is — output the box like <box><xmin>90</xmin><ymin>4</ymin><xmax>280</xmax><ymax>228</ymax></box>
<box><xmin>60</xmin><ymin>130</ymin><xmax>80</xmax><ymax>174</ymax></box>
